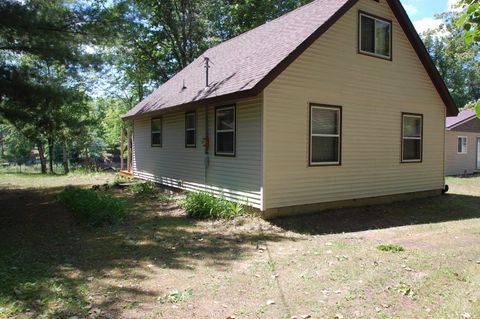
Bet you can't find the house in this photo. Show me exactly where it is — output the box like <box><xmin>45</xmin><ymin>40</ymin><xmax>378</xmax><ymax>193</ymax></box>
<box><xmin>122</xmin><ymin>0</ymin><xmax>458</xmax><ymax>218</ymax></box>
<box><xmin>445</xmin><ymin>109</ymin><xmax>480</xmax><ymax>176</ymax></box>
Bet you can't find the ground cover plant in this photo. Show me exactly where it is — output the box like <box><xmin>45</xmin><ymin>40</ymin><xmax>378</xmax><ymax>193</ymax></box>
<box><xmin>179</xmin><ymin>191</ymin><xmax>245</xmax><ymax>219</ymax></box>
<box><xmin>58</xmin><ymin>187</ymin><xmax>127</xmax><ymax>225</ymax></box>
<box><xmin>0</xmin><ymin>173</ymin><xmax>479</xmax><ymax>318</ymax></box>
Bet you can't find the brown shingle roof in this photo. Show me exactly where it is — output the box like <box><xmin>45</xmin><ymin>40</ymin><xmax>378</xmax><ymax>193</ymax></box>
<box><xmin>124</xmin><ymin>0</ymin><xmax>458</xmax><ymax>119</ymax></box>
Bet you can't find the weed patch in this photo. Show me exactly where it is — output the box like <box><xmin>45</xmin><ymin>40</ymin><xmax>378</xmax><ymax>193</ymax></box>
<box><xmin>58</xmin><ymin>187</ymin><xmax>127</xmax><ymax>225</ymax></box>
<box><xmin>158</xmin><ymin>289</ymin><xmax>193</xmax><ymax>303</ymax></box>
<box><xmin>377</xmin><ymin>244</ymin><xmax>405</xmax><ymax>253</ymax></box>
<box><xmin>179</xmin><ymin>192</ymin><xmax>245</xmax><ymax>219</ymax></box>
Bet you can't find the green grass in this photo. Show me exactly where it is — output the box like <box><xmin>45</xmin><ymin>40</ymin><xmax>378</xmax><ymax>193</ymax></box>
<box><xmin>58</xmin><ymin>187</ymin><xmax>127</xmax><ymax>225</ymax></box>
<box><xmin>178</xmin><ymin>191</ymin><xmax>245</xmax><ymax>219</ymax></box>
<box><xmin>377</xmin><ymin>244</ymin><xmax>405</xmax><ymax>252</ymax></box>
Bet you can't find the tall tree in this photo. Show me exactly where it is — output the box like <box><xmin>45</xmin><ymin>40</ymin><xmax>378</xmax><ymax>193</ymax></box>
<box><xmin>422</xmin><ymin>12</ymin><xmax>480</xmax><ymax>110</ymax></box>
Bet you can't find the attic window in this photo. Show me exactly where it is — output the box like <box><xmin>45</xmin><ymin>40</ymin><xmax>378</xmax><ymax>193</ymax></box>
<box><xmin>359</xmin><ymin>12</ymin><xmax>392</xmax><ymax>59</ymax></box>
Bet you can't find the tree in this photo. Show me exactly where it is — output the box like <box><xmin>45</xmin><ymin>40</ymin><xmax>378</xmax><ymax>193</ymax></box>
<box><xmin>457</xmin><ymin>0</ymin><xmax>480</xmax><ymax>44</ymax></box>
<box><xmin>422</xmin><ymin>12</ymin><xmax>480</xmax><ymax>110</ymax></box>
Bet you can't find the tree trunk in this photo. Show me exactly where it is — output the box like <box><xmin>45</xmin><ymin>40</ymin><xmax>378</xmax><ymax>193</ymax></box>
<box><xmin>48</xmin><ymin>137</ymin><xmax>54</xmax><ymax>174</ymax></box>
<box><xmin>62</xmin><ymin>139</ymin><xmax>69</xmax><ymax>174</ymax></box>
<box><xmin>0</xmin><ymin>129</ymin><xmax>4</xmax><ymax>158</ymax></box>
<box><xmin>38</xmin><ymin>142</ymin><xmax>47</xmax><ymax>174</ymax></box>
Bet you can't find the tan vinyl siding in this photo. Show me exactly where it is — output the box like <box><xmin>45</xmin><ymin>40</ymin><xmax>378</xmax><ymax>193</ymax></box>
<box><xmin>263</xmin><ymin>0</ymin><xmax>446</xmax><ymax>210</ymax></box>
<box><xmin>445</xmin><ymin>131</ymin><xmax>480</xmax><ymax>176</ymax></box>
<box><xmin>132</xmin><ymin>95</ymin><xmax>263</xmax><ymax>208</ymax></box>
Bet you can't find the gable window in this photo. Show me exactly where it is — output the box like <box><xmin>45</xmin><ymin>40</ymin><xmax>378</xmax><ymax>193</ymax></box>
<box><xmin>359</xmin><ymin>12</ymin><xmax>392</xmax><ymax>59</ymax></box>
<box><xmin>151</xmin><ymin>118</ymin><xmax>162</xmax><ymax>147</ymax></box>
<box><xmin>185</xmin><ymin>112</ymin><xmax>196</xmax><ymax>147</ymax></box>
<box><xmin>310</xmin><ymin>104</ymin><xmax>341</xmax><ymax>166</ymax></box>
<box><xmin>215</xmin><ymin>105</ymin><xmax>235</xmax><ymax>156</ymax></box>
<box><xmin>401</xmin><ymin>113</ymin><xmax>423</xmax><ymax>162</ymax></box>
<box><xmin>457</xmin><ymin>136</ymin><xmax>467</xmax><ymax>154</ymax></box>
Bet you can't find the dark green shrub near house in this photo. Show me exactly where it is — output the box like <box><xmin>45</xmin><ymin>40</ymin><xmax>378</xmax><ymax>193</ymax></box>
<box><xmin>179</xmin><ymin>192</ymin><xmax>245</xmax><ymax>219</ymax></box>
<box><xmin>58</xmin><ymin>187</ymin><xmax>127</xmax><ymax>225</ymax></box>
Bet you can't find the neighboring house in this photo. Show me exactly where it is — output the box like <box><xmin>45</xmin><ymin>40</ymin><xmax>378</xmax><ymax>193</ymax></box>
<box><xmin>123</xmin><ymin>0</ymin><xmax>458</xmax><ymax>218</ymax></box>
<box><xmin>445</xmin><ymin>109</ymin><xmax>480</xmax><ymax>176</ymax></box>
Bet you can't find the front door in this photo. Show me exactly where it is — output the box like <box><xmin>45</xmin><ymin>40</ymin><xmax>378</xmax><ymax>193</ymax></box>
<box><xmin>477</xmin><ymin>138</ymin><xmax>480</xmax><ymax>170</ymax></box>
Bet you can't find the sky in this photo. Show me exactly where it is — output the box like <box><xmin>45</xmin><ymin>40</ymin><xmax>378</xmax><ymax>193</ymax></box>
<box><xmin>400</xmin><ymin>0</ymin><xmax>460</xmax><ymax>33</ymax></box>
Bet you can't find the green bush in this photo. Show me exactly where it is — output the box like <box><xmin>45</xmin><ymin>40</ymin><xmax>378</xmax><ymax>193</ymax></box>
<box><xmin>58</xmin><ymin>187</ymin><xmax>127</xmax><ymax>225</ymax></box>
<box><xmin>377</xmin><ymin>244</ymin><xmax>405</xmax><ymax>252</ymax></box>
<box><xmin>127</xmin><ymin>182</ymin><xmax>157</xmax><ymax>195</ymax></box>
<box><xmin>179</xmin><ymin>191</ymin><xmax>245</xmax><ymax>219</ymax></box>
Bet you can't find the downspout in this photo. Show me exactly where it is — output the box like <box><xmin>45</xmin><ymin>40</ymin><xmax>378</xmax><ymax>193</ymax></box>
<box><xmin>204</xmin><ymin>105</ymin><xmax>209</xmax><ymax>188</ymax></box>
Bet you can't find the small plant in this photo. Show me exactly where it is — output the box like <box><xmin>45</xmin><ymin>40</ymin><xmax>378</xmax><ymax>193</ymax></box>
<box><xmin>58</xmin><ymin>187</ymin><xmax>127</xmax><ymax>225</ymax></box>
<box><xmin>178</xmin><ymin>191</ymin><xmax>245</xmax><ymax>219</ymax></box>
<box><xmin>377</xmin><ymin>244</ymin><xmax>405</xmax><ymax>253</ymax></box>
<box><xmin>158</xmin><ymin>289</ymin><xmax>193</xmax><ymax>303</ymax></box>
<box><xmin>395</xmin><ymin>281</ymin><xmax>415</xmax><ymax>298</ymax></box>
<box><xmin>127</xmin><ymin>182</ymin><xmax>157</xmax><ymax>195</ymax></box>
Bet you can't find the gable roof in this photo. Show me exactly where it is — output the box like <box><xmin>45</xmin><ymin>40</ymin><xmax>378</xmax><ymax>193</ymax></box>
<box><xmin>446</xmin><ymin>109</ymin><xmax>477</xmax><ymax>129</ymax></box>
<box><xmin>124</xmin><ymin>0</ymin><xmax>458</xmax><ymax>119</ymax></box>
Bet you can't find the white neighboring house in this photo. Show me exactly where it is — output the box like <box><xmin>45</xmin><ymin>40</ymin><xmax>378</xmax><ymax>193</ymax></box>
<box><xmin>445</xmin><ymin>109</ymin><xmax>480</xmax><ymax>176</ymax></box>
<box><xmin>122</xmin><ymin>0</ymin><xmax>458</xmax><ymax>218</ymax></box>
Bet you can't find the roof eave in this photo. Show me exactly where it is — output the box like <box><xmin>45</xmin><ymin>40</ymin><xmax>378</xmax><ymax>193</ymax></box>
<box><xmin>385</xmin><ymin>0</ymin><xmax>458</xmax><ymax>117</ymax></box>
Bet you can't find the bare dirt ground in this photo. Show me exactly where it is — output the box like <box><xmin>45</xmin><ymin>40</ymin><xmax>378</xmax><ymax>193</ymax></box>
<box><xmin>0</xmin><ymin>174</ymin><xmax>479</xmax><ymax>319</ymax></box>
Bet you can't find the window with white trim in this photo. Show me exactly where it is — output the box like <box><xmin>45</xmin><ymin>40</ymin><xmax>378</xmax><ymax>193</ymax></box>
<box><xmin>185</xmin><ymin>112</ymin><xmax>196</xmax><ymax>147</ymax></box>
<box><xmin>151</xmin><ymin>118</ymin><xmax>162</xmax><ymax>147</ymax></box>
<box><xmin>359</xmin><ymin>12</ymin><xmax>392</xmax><ymax>59</ymax></box>
<box><xmin>457</xmin><ymin>136</ymin><xmax>467</xmax><ymax>154</ymax></box>
<box><xmin>215</xmin><ymin>105</ymin><xmax>235</xmax><ymax>156</ymax></box>
<box><xmin>310</xmin><ymin>105</ymin><xmax>341</xmax><ymax>165</ymax></box>
<box><xmin>402</xmin><ymin>114</ymin><xmax>422</xmax><ymax>162</ymax></box>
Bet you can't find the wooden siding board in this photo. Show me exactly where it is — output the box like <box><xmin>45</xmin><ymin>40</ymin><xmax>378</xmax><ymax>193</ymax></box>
<box><xmin>132</xmin><ymin>95</ymin><xmax>263</xmax><ymax>208</ymax></box>
<box><xmin>263</xmin><ymin>0</ymin><xmax>445</xmax><ymax>210</ymax></box>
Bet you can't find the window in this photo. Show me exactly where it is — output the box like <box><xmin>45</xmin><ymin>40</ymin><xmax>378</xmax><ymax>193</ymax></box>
<box><xmin>185</xmin><ymin>112</ymin><xmax>196</xmax><ymax>147</ymax></box>
<box><xmin>359</xmin><ymin>12</ymin><xmax>392</xmax><ymax>59</ymax></box>
<box><xmin>151</xmin><ymin>118</ymin><xmax>162</xmax><ymax>147</ymax></box>
<box><xmin>215</xmin><ymin>105</ymin><xmax>235</xmax><ymax>156</ymax></box>
<box><xmin>310</xmin><ymin>105</ymin><xmax>341</xmax><ymax>165</ymax></box>
<box><xmin>401</xmin><ymin>113</ymin><xmax>423</xmax><ymax>162</ymax></box>
<box><xmin>457</xmin><ymin>136</ymin><xmax>467</xmax><ymax>154</ymax></box>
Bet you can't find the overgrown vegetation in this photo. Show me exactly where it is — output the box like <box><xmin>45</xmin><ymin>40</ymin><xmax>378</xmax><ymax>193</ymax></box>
<box><xmin>179</xmin><ymin>191</ymin><xmax>245</xmax><ymax>219</ymax></box>
<box><xmin>127</xmin><ymin>181</ymin><xmax>157</xmax><ymax>196</ymax></box>
<box><xmin>58</xmin><ymin>187</ymin><xmax>127</xmax><ymax>225</ymax></box>
<box><xmin>377</xmin><ymin>244</ymin><xmax>405</xmax><ymax>252</ymax></box>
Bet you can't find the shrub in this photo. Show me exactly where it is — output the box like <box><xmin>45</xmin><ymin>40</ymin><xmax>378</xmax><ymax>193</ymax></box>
<box><xmin>58</xmin><ymin>187</ymin><xmax>127</xmax><ymax>225</ymax></box>
<box><xmin>377</xmin><ymin>244</ymin><xmax>405</xmax><ymax>252</ymax></box>
<box><xmin>127</xmin><ymin>182</ymin><xmax>157</xmax><ymax>195</ymax></box>
<box><xmin>179</xmin><ymin>191</ymin><xmax>245</xmax><ymax>219</ymax></box>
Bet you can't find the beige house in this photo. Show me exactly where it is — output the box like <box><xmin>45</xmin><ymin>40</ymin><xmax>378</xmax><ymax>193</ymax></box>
<box><xmin>446</xmin><ymin>109</ymin><xmax>480</xmax><ymax>176</ymax></box>
<box><xmin>123</xmin><ymin>0</ymin><xmax>458</xmax><ymax>218</ymax></box>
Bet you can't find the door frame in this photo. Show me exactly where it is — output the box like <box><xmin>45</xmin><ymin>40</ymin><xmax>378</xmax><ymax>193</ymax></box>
<box><xmin>476</xmin><ymin>137</ymin><xmax>480</xmax><ymax>170</ymax></box>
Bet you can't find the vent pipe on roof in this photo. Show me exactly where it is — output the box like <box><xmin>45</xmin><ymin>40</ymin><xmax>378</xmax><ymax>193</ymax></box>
<box><xmin>203</xmin><ymin>57</ymin><xmax>211</xmax><ymax>87</ymax></box>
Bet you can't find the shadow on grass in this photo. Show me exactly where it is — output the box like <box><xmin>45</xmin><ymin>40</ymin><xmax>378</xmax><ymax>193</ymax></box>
<box><xmin>270</xmin><ymin>194</ymin><xmax>480</xmax><ymax>235</ymax></box>
<box><xmin>0</xmin><ymin>187</ymin><xmax>285</xmax><ymax>318</ymax></box>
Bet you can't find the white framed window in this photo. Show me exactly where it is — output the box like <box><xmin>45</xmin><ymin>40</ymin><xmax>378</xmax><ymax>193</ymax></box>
<box><xmin>151</xmin><ymin>118</ymin><xmax>162</xmax><ymax>147</ymax></box>
<box><xmin>215</xmin><ymin>105</ymin><xmax>235</xmax><ymax>156</ymax></box>
<box><xmin>457</xmin><ymin>136</ymin><xmax>467</xmax><ymax>154</ymax></box>
<box><xmin>185</xmin><ymin>112</ymin><xmax>196</xmax><ymax>148</ymax></box>
<box><xmin>401</xmin><ymin>113</ymin><xmax>423</xmax><ymax>162</ymax></box>
<box><xmin>359</xmin><ymin>12</ymin><xmax>392</xmax><ymax>59</ymax></box>
<box><xmin>310</xmin><ymin>104</ymin><xmax>341</xmax><ymax>166</ymax></box>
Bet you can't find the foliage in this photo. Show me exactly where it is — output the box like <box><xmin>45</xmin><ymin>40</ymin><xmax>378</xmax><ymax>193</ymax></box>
<box><xmin>127</xmin><ymin>181</ymin><xmax>160</xmax><ymax>197</ymax></box>
<box><xmin>456</xmin><ymin>0</ymin><xmax>480</xmax><ymax>44</ymax></box>
<box><xmin>422</xmin><ymin>12</ymin><xmax>480</xmax><ymax>109</ymax></box>
<box><xmin>179</xmin><ymin>191</ymin><xmax>245</xmax><ymax>219</ymax></box>
<box><xmin>158</xmin><ymin>289</ymin><xmax>193</xmax><ymax>303</ymax></box>
<box><xmin>58</xmin><ymin>187</ymin><xmax>127</xmax><ymax>225</ymax></box>
<box><xmin>377</xmin><ymin>244</ymin><xmax>405</xmax><ymax>252</ymax></box>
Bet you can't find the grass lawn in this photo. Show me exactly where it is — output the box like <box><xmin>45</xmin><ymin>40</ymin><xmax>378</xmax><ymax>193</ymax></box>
<box><xmin>0</xmin><ymin>173</ymin><xmax>479</xmax><ymax>319</ymax></box>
